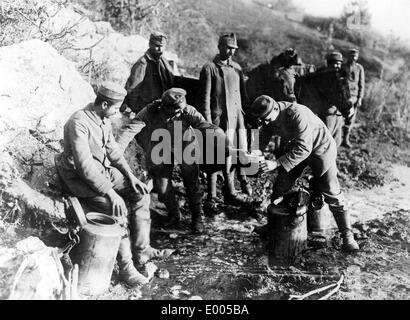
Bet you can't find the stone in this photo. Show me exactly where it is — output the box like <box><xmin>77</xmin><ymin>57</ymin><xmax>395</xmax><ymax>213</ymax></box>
<box><xmin>0</xmin><ymin>39</ymin><xmax>95</xmax><ymax>221</ymax></box>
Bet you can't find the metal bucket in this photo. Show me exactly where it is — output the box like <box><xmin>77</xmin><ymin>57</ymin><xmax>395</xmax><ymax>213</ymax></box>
<box><xmin>267</xmin><ymin>204</ymin><xmax>307</xmax><ymax>267</ymax></box>
<box><xmin>70</xmin><ymin>212</ymin><xmax>122</xmax><ymax>296</ymax></box>
<box><xmin>307</xmin><ymin>204</ymin><xmax>332</xmax><ymax>235</ymax></box>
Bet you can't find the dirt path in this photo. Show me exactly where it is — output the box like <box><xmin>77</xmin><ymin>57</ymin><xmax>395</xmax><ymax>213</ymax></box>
<box><xmin>96</xmin><ymin>164</ymin><xmax>410</xmax><ymax>300</ymax></box>
<box><xmin>346</xmin><ymin>165</ymin><xmax>410</xmax><ymax>223</ymax></box>
<box><xmin>1</xmin><ymin>165</ymin><xmax>409</xmax><ymax>300</ymax></box>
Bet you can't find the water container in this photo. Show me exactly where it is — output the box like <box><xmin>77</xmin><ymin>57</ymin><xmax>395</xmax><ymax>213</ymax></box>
<box><xmin>70</xmin><ymin>212</ymin><xmax>122</xmax><ymax>296</ymax></box>
<box><xmin>267</xmin><ymin>203</ymin><xmax>307</xmax><ymax>267</ymax></box>
<box><xmin>307</xmin><ymin>204</ymin><xmax>332</xmax><ymax>235</ymax></box>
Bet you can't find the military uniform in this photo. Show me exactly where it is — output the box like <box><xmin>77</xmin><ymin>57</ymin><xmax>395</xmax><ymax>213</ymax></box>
<box><xmin>117</xmin><ymin>89</ymin><xmax>227</xmax><ymax>231</ymax></box>
<box><xmin>55</xmin><ymin>82</ymin><xmax>172</xmax><ymax>287</ymax></box>
<box><xmin>197</xmin><ymin>33</ymin><xmax>250</xmax><ymax>201</ymax></box>
<box><xmin>248</xmin><ymin>96</ymin><xmax>359</xmax><ymax>252</ymax></box>
<box><xmin>122</xmin><ymin>33</ymin><xmax>174</xmax><ymax>113</ymax></box>
<box><xmin>341</xmin><ymin>54</ymin><xmax>365</xmax><ymax>146</ymax></box>
<box><xmin>315</xmin><ymin>51</ymin><xmax>346</xmax><ymax>148</ymax></box>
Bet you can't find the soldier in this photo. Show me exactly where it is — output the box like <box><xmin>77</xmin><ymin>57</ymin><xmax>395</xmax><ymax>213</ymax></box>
<box><xmin>55</xmin><ymin>82</ymin><xmax>173</xmax><ymax>287</ymax></box>
<box><xmin>121</xmin><ymin>32</ymin><xmax>174</xmax><ymax>114</ymax></box>
<box><xmin>247</xmin><ymin>95</ymin><xmax>359</xmax><ymax>252</ymax></box>
<box><xmin>270</xmin><ymin>48</ymin><xmax>298</xmax><ymax>103</ymax></box>
<box><xmin>117</xmin><ymin>88</ymin><xmax>230</xmax><ymax>234</ymax></box>
<box><xmin>197</xmin><ymin>33</ymin><xmax>252</xmax><ymax>210</ymax></box>
<box><xmin>341</xmin><ymin>48</ymin><xmax>365</xmax><ymax>148</ymax></box>
<box><xmin>317</xmin><ymin>51</ymin><xmax>346</xmax><ymax>148</ymax></box>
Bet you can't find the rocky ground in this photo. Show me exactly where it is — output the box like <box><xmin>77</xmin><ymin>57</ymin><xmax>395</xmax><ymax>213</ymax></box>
<box><xmin>1</xmin><ymin>117</ymin><xmax>410</xmax><ymax>300</ymax></box>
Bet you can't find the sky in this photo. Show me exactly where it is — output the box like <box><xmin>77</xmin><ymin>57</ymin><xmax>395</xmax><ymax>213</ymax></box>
<box><xmin>292</xmin><ymin>0</ymin><xmax>410</xmax><ymax>41</ymax></box>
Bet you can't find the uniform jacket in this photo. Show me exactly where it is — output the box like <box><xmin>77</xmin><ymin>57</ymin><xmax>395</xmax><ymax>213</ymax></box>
<box><xmin>116</xmin><ymin>101</ymin><xmax>227</xmax><ymax>171</ymax></box>
<box><xmin>258</xmin><ymin>102</ymin><xmax>337</xmax><ymax>177</ymax></box>
<box><xmin>342</xmin><ymin>62</ymin><xmax>365</xmax><ymax>101</ymax></box>
<box><xmin>196</xmin><ymin>55</ymin><xmax>248</xmax><ymax>150</ymax></box>
<box><xmin>55</xmin><ymin>104</ymin><xmax>132</xmax><ymax>198</ymax></box>
<box><xmin>123</xmin><ymin>50</ymin><xmax>174</xmax><ymax>113</ymax></box>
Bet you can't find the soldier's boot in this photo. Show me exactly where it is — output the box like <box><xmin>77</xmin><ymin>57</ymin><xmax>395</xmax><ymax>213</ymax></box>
<box><xmin>164</xmin><ymin>208</ymin><xmax>182</xmax><ymax>227</ymax></box>
<box><xmin>191</xmin><ymin>207</ymin><xmax>205</xmax><ymax>234</ymax></box>
<box><xmin>223</xmin><ymin>172</ymin><xmax>249</xmax><ymax>206</ymax></box>
<box><xmin>162</xmin><ymin>197</ymin><xmax>182</xmax><ymax>227</ymax></box>
<box><xmin>253</xmin><ymin>224</ymin><xmax>269</xmax><ymax>239</ymax></box>
<box><xmin>342</xmin><ymin>126</ymin><xmax>353</xmax><ymax>149</ymax></box>
<box><xmin>330</xmin><ymin>206</ymin><xmax>359</xmax><ymax>252</ymax></box>
<box><xmin>239</xmin><ymin>175</ymin><xmax>253</xmax><ymax>196</ymax></box>
<box><xmin>117</xmin><ymin>237</ymin><xmax>149</xmax><ymax>286</ymax></box>
<box><xmin>130</xmin><ymin>216</ymin><xmax>174</xmax><ymax>265</ymax></box>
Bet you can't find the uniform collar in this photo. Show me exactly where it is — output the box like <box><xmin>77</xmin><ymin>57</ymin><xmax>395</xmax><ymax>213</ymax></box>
<box><xmin>84</xmin><ymin>103</ymin><xmax>106</xmax><ymax>126</ymax></box>
<box><xmin>145</xmin><ymin>50</ymin><xmax>161</xmax><ymax>62</ymax></box>
<box><xmin>214</xmin><ymin>54</ymin><xmax>233</xmax><ymax>67</ymax></box>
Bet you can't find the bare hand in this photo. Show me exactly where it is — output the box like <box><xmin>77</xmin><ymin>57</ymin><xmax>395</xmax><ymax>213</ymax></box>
<box><xmin>259</xmin><ymin>160</ymin><xmax>278</xmax><ymax>174</ymax></box>
<box><xmin>107</xmin><ymin>189</ymin><xmax>128</xmax><ymax>217</ymax></box>
<box><xmin>347</xmin><ymin>107</ymin><xmax>355</xmax><ymax>118</ymax></box>
<box><xmin>128</xmin><ymin>174</ymin><xmax>149</xmax><ymax>195</ymax></box>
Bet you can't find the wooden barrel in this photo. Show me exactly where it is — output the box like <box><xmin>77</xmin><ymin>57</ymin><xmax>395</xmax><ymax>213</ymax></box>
<box><xmin>267</xmin><ymin>204</ymin><xmax>307</xmax><ymax>267</ymax></box>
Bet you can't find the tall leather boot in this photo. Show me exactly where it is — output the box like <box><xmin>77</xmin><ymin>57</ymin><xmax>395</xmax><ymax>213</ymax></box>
<box><xmin>223</xmin><ymin>171</ymin><xmax>248</xmax><ymax>206</ymax></box>
<box><xmin>130</xmin><ymin>216</ymin><xmax>174</xmax><ymax>265</ymax></box>
<box><xmin>330</xmin><ymin>205</ymin><xmax>359</xmax><ymax>252</ymax></box>
<box><xmin>239</xmin><ymin>174</ymin><xmax>253</xmax><ymax>196</ymax></box>
<box><xmin>342</xmin><ymin>126</ymin><xmax>352</xmax><ymax>148</ymax></box>
<box><xmin>190</xmin><ymin>202</ymin><xmax>205</xmax><ymax>234</ymax></box>
<box><xmin>117</xmin><ymin>237</ymin><xmax>149</xmax><ymax>286</ymax></box>
<box><xmin>162</xmin><ymin>193</ymin><xmax>182</xmax><ymax>227</ymax></box>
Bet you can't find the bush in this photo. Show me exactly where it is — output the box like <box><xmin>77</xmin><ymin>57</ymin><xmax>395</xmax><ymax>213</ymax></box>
<box><xmin>0</xmin><ymin>0</ymin><xmax>76</xmax><ymax>49</ymax></box>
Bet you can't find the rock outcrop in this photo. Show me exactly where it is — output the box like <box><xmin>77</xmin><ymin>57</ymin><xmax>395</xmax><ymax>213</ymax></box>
<box><xmin>0</xmin><ymin>39</ymin><xmax>96</xmax><ymax>221</ymax></box>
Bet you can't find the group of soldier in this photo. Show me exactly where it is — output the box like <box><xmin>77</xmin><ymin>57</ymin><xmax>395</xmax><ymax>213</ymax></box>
<box><xmin>55</xmin><ymin>31</ymin><xmax>365</xmax><ymax>287</ymax></box>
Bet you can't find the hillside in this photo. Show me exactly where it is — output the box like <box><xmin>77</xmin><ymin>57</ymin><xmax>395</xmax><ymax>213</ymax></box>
<box><xmin>1</xmin><ymin>0</ymin><xmax>410</xmax><ymax>301</ymax></box>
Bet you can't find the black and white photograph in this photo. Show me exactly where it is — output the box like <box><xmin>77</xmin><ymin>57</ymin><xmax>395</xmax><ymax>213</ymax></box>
<box><xmin>0</xmin><ymin>0</ymin><xmax>409</xmax><ymax>306</ymax></box>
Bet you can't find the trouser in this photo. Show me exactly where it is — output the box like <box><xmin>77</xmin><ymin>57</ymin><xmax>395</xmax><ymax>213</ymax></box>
<box><xmin>79</xmin><ymin>167</ymin><xmax>151</xmax><ymax>252</ymax></box>
<box><xmin>320</xmin><ymin>113</ymin><xmax>344</xmax><ymax>149</ymax></box>
<box><xmin>271</xmin><ymin>161</ymin><xmax>347</xmax><ymax>217</ymax></box>
<box><xmin>150</xmin><ymin>162</ymin><xmax>203</xmax><ymax>216</ymax></box>
<box><xmin>207</xmin><ymin>159</ymin><xmax>248</xmax><ymax>198</ymax></box>
<box><xmin>343</xmin><ymin>105</ymin><xmax>358</xmax><ymax>135</ymax></box>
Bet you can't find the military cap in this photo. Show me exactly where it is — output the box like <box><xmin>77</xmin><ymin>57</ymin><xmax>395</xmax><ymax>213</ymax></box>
<box><xmin>161</xmin><ymin>88</ymin><xmax>187</xmax><ymax>107</ymax></box>
<box><xmin>249</xmin><ymin>95</ymin><xmax>276</xmax><ymax>120</ymax></box>
<box><xmin>218</xmin><ymin>33</ymin><xmax>238</xmax><ymax>49</ymax></box>
<box><xmin>97</xmin><ymin>81</ymin><xmax>127</xmax><ymax>102</ymax></box>
<box><xmin>284</xmin><ymin>47</ymin><xmax>297</xmax><ymax>58</ymax></box>
<box><xmin>349</xmin><ymin>48</ymin><xmax>359</xmax><ymax>54</ymax></box>
<box><xmin>149</xmin><ymin>32</ymin><xmax>167</xmax><ymax>46</ymax></box>
<box><xmin>326</xmin><ymin>51</ymin><xmax>343</xmax><ymax>62</ymax></box>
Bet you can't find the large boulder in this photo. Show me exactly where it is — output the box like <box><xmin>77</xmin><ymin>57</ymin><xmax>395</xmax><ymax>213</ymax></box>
<box><xmin>0</xmin><ymin>39</ymin><xmax>96</xmax><ymax>221</ymax></box>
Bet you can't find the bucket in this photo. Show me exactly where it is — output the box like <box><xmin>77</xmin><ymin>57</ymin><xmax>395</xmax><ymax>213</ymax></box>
<box><xmin>70</xmin><ymin>212</ymin><xmax>122</xmax><ymax>296</ymax></box>
<box><xmin>267</xmin><ymin>203</ymin><xmax>307</xmax><ymax>267</ymax></box>
<box><xmin>307</xmin><ymin>204</ymin><xmax>331</xmax><ymax>235</ymax></box>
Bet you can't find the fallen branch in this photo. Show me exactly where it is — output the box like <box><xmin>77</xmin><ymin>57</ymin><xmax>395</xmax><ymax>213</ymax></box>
<box><xmin>288</xmin><ymin>273</ymin><xmax>345</xmax><ymax>300</ymax></box>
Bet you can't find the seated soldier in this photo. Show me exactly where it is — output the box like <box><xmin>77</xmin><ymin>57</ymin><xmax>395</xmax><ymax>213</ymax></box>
<box><xmin>55</xmin><ymin>82</ymin><xmax>173</xmax><ymax>287</ymax></box>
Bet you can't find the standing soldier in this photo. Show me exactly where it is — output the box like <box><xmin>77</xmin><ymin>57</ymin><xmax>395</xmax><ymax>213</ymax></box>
<box><xmin>197</xmin><ymin>33</ymin><xmax>252</xmax><ymax>209</ymax></box>
<box><xmin>247</xmin><ymin>95</ymin><xmax>359</xmax><ymax>252</ymax></box>
<box><xmin>55</xmin><ymin>82</ymin><xmax>173</xmax><ymax>287</ymax></box>
<box><xmin>316</xmin><ymin>51</ymin><xmax>345</xmax><ymax>148</ymax></box>
<box><xmin>121</xmin><ymin>32</ymin><xmax>174</xmax><ymax>115</ymax></box>
<box><xmin>117</xmin><ymin>88</ymin><xmax>229</xmax><ymax>234</ymax></box>
<box><xmin>341</xmin><ymin>48</ymin><xmax>365</xmax><ymax>148</ymax></box>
